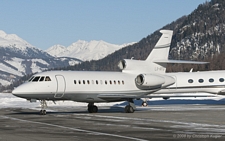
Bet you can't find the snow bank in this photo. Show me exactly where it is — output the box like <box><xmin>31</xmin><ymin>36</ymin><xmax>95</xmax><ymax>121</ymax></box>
<box><xmin>0</xmin><ymin>93</ymin><xmax>122</xmax><ymax>109</ymax></box>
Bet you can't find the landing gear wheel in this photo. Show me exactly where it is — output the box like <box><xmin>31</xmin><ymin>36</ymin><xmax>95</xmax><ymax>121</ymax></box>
<box><xmin>40</xmin><ymin>110</ymin><xmax>46</xmax><ymax>115</ymax></box>
<box><xmin>142</xmin><ymin>102</ymin><xmax>148</xmax><ymax>107</ymax></box>
<box><xmin>88</xmin><ymin>105</ymin><xmax>98</xmax><ymax>113</ymax></box>
<box><xmin>125</xmin><ymin>105</ymin><xmax>134</xmax><ymax>113</ymax></box>
<box><xmin>92</xmin><ymin>105</ymin><xmax>98</xmax><ymax>113</ymax></box>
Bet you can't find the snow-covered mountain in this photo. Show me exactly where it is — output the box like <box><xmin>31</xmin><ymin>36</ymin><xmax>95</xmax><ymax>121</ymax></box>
<box><xmin>46</xmin><ymin>40</ymin><xmax>136</xmax><ymax>61</ymax></box>
<box><xmin>0</xmin><ymin>30</ymin><xmax>81</xmax><ymax>87</ymax></box>
<box><xmin>0</xmin><ymin>30</ymin><xmax>134</xmax><ymax>89</ymax></box>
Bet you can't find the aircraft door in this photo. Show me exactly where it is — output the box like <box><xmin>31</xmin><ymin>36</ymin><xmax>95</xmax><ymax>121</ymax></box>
<box><xmin>55</xmin><ymin>75</ymin><xmax>66</xmax><ymax>98</ymax></box>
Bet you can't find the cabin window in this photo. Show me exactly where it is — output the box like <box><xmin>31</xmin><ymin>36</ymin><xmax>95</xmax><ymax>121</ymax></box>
<box><xmin>32</xmin><ymin>76</ymin><xmax>40</xmax><ymax>82</ymax></box>
<box><xmin>122</xmin><ymin>81</ymin><xmax>124</xmax><ymax>85</ymax></box>
<box><xmin>110</xmin><ymin>80</ymin><xmax>112</xmax><ymax>85</ymax></box>
<box><xmin>188</xmin><ymin>79</ymin><xmax>193</xmax><ymax>83</ymax></box>
<box><xmin>79</xmin><ymin>80</ymin><xmax>81</xmax><ymax>84</ymax></box>
<box><xmin>74</xmin><ymin>80</ymin><xmax>76</xmax><ymax>84</ymax></box>
<box><xmin>92</xmin><ymin>80</ymin><xmax>94</xmax><ymax>84</ymax></box>
<box><xmin>87</xmin><ymin>80</ymin><xmax>90</xmax><ymax>84</ymax></box>
<box><xmin>105</xmin><ymin>80</ymin><xmax>107</xmax><ymax>85</ymax></box>
<box><xmin>28</xmin><ymin>76</ymin><xmax>34</xmax><ymax>82</ymax></box>
<box><xmin>96</xmin><ymin>80</ymin><xmax>98</xmax><ymax>85</ymax></box>
<box><xmin>209</xmin><ymin>78</ymin><xmax>214</xmax><ymax>83</ymax></box>
<box><xmin>45</xmin><ymin>76</ymin><xmax>51</xmax><ymax>81</ymax></box>
<box><xmin>118</xmin><ymin>81</ymin><xmax>120</xmax><ymax>85</ymax></box>
<box><xmin>83</xmin><ymin>80</ymin><xmax>85</xmax><ymax>84</ymax></box>
<box><xmin>39</xmin><ymin>76</ymin><xmax>45</xmax><ymax>82</ymax></box>
<box><xmin>114</xmin><ymin>80</ymin><xmax>116</xmax><ymax>84</ymax></box>
<box><xmin>198</xmin><ymin>79</ymin><xmax>204</xmax><ymax>83</ymax></box>
<box><xmin>219</xmin><ymin>78</ymin><xmax>224</xmax><ymax>82</ymax></box>
<box><xmin>100</xmin><ymin>80</ymin><xmax>103</xmax><ymax>84</ymax></box>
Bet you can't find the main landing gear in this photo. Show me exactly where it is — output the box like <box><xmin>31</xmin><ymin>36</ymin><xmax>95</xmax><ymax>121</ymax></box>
<box><xmin>40</xmin><ymin>100</ymin><xmax>47</xmax><ymax>115</ymax></box>
<box><xmin>124</xmin><ymin>99</ymin><xmax>136</xmax><ymax>113</ymax></box>
<box><xmin>87</xmin><ymin>100</ymin><xmax>136</xmax><ymax>113</ymax></box>
<box><xmin>87</xmin><ymin>103</ymin><xmax>98</xmax><ymax>113</ymax></box>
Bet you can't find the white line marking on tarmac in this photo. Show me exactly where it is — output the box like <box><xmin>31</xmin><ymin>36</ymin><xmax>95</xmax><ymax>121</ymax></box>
<box><xmin>1</xmin><ymin>116</ymin><xmax>148</xmax><ymax>141</ymax></box>
<box><xmin>76</xmin><ymin>114</ymin><xmax>225</xmax><ymax>133</ymax></box>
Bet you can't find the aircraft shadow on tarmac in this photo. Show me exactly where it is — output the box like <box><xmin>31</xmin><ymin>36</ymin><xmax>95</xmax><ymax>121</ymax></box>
<box><xmin>6</xmin><ymin>106</ymin><xmax>128</xmax><ymax>115</ymax></box>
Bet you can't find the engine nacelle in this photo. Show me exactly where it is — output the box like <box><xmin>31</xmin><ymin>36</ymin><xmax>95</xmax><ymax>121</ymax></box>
<box><xmin>135</xmin><ymin>74</ymin><xmax>175</xmax><ymax>90</ymax></box>
<box><xmin>118</xmin><ymin>59</ymin><xmax>150</xmax><ymax>72</ymax></box>
<box><xmin>135</xmin><ymin>74</ymin><xmax>165</xmax><ymax>90</ymax></box>
<box><xmin>118</xmin><ymin>59</ymin><xmax>144</xmax><ymax>70</ymax></box>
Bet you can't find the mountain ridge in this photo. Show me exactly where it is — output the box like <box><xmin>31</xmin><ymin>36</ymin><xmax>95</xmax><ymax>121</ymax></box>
<box><xmin>46</xmin><ymin>40</ymin><xmax>135</xmax><ymax>61</ymax></box>
<box><xmin>0</xmin><ymin>30</ymin><xmax>134</xmax><ymax>89</ymax></box>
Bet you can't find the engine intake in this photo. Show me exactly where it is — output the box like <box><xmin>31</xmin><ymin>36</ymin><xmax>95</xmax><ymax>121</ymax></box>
<box><xmin>135</xmin><ymin>74</ymin><xmax>175</xmax><ymax>90</ymax></box>
<box><xmin>136</xmin><ymin>74</ymin><xmax>165</xmax><ymax>87</ymax></box>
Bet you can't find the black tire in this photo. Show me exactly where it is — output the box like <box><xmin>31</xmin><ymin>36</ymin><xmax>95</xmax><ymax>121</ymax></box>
<box><xmin>92</xmin><ymin>105</ymin><xmax>98</xmax><ymax>113</ymax></box>
<box><xmin>125</xmin><ymin>105</ymin><xmax>130</xmax><ymax>113</ymax></box>
<box><xmin>125</xmin><ymin>105</ymin><xmax>134</xmax><ymax>113</ymax></box>
<box><xmin>88</xmin><ymin>106</ymin><xmax>93</xmax><ymax>113</ymax></box>
<box><xmin>43</xmin><ymin>110</ymin><xmax>46</xmax><ymax>115</ymax></box>
<box><xmin>129</xmin><ymin>106</ymin><xmax>134</xmax><ymax>113</ymax></box>
<box><xmin>40</xmin><ymin>110</ymin><xmax>46</xmax><ymax>115</ymax></box>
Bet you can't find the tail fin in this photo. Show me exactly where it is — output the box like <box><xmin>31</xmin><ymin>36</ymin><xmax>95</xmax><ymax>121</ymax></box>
<box><xmin>118</xmin><ymin>30</ymin><xmax>207</xmax><ymax>74</ymax></box>
<box><xmin>146</xmin><ymin>30</ymin><xmax>173</xmax><ymax>62</ymax></box>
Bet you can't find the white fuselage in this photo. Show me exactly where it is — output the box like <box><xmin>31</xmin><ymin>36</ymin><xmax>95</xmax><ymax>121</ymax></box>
<box><xmin>12</xmin><ymin>70</ymin><xmax>225</xmax><ymax>103</ymax></box>
<box><xmin>13</xmin><ymin>71</ymin><xmax>153</xmax><ymax>103</ymax></box>
<box><xmin>162</xmin><ymin>70</ymin><xmax>225</xmax><ymax>94</ymax></box>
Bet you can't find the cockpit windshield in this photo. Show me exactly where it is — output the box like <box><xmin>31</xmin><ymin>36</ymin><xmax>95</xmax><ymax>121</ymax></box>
<box><xmin>30</xmin><ymin>76</ymin><xmax>52</xmax><ymax>82</ymax></box>
<box><xmin>28</xmin><ymin>76</ymin><xmax>35</xmax><ymax>82</ymax></box>
<box><xmin>32</xmin><ymin>76</ymin><xmax>40</xmax><ymax>82</ymax></box>
<box><xmin>45</xmin><ymin>76</ymin><xmax>51</xmax><ymax>81</ymax></box>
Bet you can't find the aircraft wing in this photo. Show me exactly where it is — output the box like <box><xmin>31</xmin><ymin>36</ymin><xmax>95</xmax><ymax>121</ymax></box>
<box><xmin>154</xmin><ymin>60</ymin><xmax>209</xmax><ymax>64</ymax></box>
<box><xmin>218</xmin><ymin>90</ymin><xmax>225</xmax><ymax>95</ymax></box>
<box><xmin>97</xmin><ymin>94</ymin><xmax>141</xmax><ymax>100</ymax></box>
<box><xmin>145</xmin><ymin>93</ymin><xmax>217</xmax><ymax>99</ymax></box>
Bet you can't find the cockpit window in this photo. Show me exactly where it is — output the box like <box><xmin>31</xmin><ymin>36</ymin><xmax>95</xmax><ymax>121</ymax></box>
<box><xmin>39</xmin><ymin>76</ymin><xmax>45</xmax><ymax>82</ymax></box>
<box><xmin>45</xmin><ymin>76</ymin><xmax>51</xmax><ymax>81</ymax></box>
<box><xmin>32</xmin><ymin>76</ymin><xmax>40</xmax><ymax>82</ymax></box>
<box><xmin>28</xmin><ymin>76</ymin><xmax>34</xmax><ymax>82</ymax></box>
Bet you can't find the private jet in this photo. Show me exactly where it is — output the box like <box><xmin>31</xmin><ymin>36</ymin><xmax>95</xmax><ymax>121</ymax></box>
<box><xmin>13</xmin><ymin>30</ymin><xmax>223</xmax><ymax>115</ymax></box>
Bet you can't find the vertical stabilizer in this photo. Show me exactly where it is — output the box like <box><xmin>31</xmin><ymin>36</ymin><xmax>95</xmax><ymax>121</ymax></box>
<box><xmin>118</xmin><ymin>30</ymin><xmax>173</xmax><ymax>74</ymax></box>
<box><xmin>146</xmin><ymin>30</ymin><xmax>173</xmax><ymax>62</ymax></box>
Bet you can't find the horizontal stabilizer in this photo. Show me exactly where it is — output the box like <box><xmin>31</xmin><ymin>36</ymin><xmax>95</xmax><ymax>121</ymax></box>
<box><xmin>154</xmin><ymin>60</ymin><xmax>209</xmax><ymax>64</ymax></box>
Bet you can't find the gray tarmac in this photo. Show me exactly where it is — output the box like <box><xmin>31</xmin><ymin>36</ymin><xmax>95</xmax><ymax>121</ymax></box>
<box><xmin>0</xmin><ymin>105</ymin><xmax>225</xmax><ymax>141</ymax></box>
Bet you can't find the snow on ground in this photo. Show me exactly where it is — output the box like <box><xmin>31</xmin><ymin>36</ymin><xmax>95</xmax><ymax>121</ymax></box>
<box><xmin>0</xmin><ymin>93</ymin><xmax>122</xmax><ymax>109</ymax></box>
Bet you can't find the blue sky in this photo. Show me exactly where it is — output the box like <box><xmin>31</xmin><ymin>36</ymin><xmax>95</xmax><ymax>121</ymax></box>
<box><xmin>0</xmin><ymin>0</ymin><xmax>207</xmax><ymax>50</ymax></box>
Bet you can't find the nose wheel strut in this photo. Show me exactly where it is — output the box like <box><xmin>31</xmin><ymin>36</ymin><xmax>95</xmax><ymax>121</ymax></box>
<box><xmin>40</xmin><ymin>100</ymin><xmax>47</xmax><ymax>115</ymax></box>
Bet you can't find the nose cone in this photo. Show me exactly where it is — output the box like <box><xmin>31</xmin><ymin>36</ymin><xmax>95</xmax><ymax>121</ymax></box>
<box><xmin>12</xmin><ymin>83</ymin><xmax>29</xmax><ymax>98</ymax></box>
<box><xmin>12</xmin><ymin>86</ymin><xmax>23</xmax><ymax>98</ymax></box>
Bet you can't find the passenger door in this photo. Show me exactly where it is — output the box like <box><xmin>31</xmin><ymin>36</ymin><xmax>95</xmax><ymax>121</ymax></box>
<box><xmin>55</xmin><ymin>75</ymin><xmax>66</xmax><ymax>98</ymax></box>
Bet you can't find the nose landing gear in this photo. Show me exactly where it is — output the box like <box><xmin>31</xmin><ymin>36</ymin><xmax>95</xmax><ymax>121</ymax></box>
<box><xmin>40</xmin><ymin>100</ymin><xmax>47</xmax><ymax>115</ymax></box>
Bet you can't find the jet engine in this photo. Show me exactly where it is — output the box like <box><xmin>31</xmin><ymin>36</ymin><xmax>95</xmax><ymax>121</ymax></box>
<box><xmin>135</xmin><ymin>74</ymin><xmax>175</xmax><ymax>90</ymax></box>
<box><xmin>118</xmin><ymin>59</ymin><xmax>148</xmax><ymax>72</ymax></box>
<box><xmin>135</xmin><ymin>74</ymin><xmax>165</xmax><ymax>90</ymax></box>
